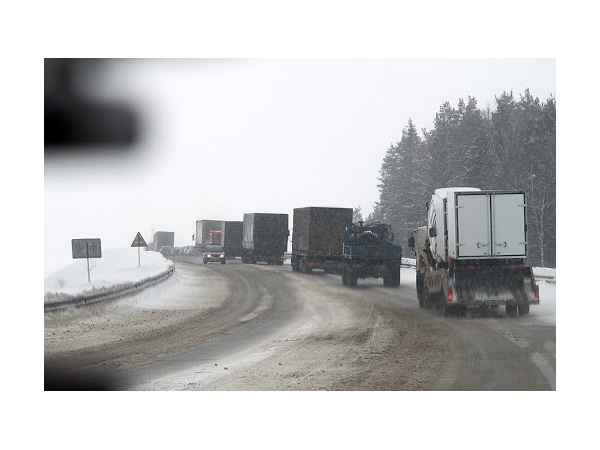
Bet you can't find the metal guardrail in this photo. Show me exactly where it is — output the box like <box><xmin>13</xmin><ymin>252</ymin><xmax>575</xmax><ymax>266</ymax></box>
<box><xmin>44</xmin><ymin>266</ymin><xmax>176</xmax><ymax>312</ymax></box>
<box><xmin>44</xmin><ymin>257</ymin><xmax>555</xmax><ymax>313</ymax></box>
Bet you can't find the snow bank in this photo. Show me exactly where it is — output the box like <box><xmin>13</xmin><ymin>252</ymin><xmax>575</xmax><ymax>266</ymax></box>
<box><xmin>44</xmin><ymin>248</ymin><xmax>174</xmax><ymax>304</ymax></box>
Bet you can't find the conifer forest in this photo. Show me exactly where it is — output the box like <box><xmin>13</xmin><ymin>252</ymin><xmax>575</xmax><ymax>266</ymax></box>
<box><xmin>365</xmin><ymin>89</ymin><xmax>555</xmax><ymax>268</ymax></box>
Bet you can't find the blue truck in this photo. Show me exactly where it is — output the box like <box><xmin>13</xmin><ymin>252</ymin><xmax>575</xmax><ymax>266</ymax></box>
<box><xmin>342</xmin><ymin>221</ymin><xmax>402</xmax><ymax>287</ymax></box>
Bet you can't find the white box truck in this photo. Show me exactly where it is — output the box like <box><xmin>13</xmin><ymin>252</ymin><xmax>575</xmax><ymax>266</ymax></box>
<box><xmin>409</xmin><ymin>188</ymin><xmax>539</xmax><ymax>316</ymax></box>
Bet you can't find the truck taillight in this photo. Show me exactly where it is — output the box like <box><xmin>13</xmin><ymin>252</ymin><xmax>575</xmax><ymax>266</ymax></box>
<box><xmin>535</xmin><ymin>284</ymin><xmax>539</xmax><ymax>299</ymax></box>
<box><xmin>448</xmin><ymin>286</ymin><xmax>453</xmax><ymax>302</ymax></box>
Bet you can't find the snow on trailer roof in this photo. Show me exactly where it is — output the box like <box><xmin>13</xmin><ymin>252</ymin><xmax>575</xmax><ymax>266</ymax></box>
<box><xmin>433</xmin><ymin>187</ymin><xmax>481</xmax><ymax>199</ymax></box>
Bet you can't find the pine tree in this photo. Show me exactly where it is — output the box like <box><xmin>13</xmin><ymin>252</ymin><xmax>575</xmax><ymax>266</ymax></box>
<box><xmin>371</xmin><ymin>90</ymin><xmax>555</xmax><ymax>267</ymax></box>
<box><xmin>353</xmin><ymin>206</ymin><xmax>364</xmax><ymax>223</ymax></box>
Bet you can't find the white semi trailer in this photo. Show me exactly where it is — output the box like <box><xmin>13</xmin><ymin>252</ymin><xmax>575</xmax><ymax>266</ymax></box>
<box><xmin>408</xmin><ymin>188</ymin><xmax>539</xmax><ymax>316</ymax></box>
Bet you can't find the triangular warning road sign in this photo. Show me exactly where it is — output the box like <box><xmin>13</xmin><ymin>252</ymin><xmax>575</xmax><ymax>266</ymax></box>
<box><xmin>131</xmin><ymin>232</ymin><xmax>147</xmax><ymax>248</ymax></box>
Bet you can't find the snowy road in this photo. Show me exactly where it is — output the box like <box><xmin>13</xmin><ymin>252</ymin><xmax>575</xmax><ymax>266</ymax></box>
<box><xmin>44</xmin><ymin>257</ymin><xmax>556</xmax><ymax>391</ymax></box>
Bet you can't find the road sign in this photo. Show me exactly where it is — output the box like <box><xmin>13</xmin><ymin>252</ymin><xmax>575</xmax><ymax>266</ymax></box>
<box><xmin>72</xmin><ymin>238</ymin><xmax>102</xmax><ymax>259</ymax></box>
<box><xmin>72</xmin><ymin>238</ymin><xmax>101</xmax><ymax>282</ymax></box>
<box><xmin>131</xmin><ymin>232</ymin><xmax>147</xmax><ymax>248</ymax></box>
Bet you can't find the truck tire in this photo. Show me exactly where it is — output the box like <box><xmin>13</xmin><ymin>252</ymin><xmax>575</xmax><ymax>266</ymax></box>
<box><xmin>342</xmin><ymin>269</ymin><xmax>348</xmax><ymax>285</ymax></box>
<box><xmin>443</xmin><ymin>305</ymin><xmax>465</xmax><ymax>317</ymax></box>
<box><xmin>418</xmin><ymin>273</ymin><xmax>433</xmax><ymax>309</ymax></box>
<box><xmin>506</xmin><ymin>304</ymin><xmax>518</xmax><ymax>316</ymax></box>
<box><xmin>382</xmin><ymin>264</ymin><xmax>400</xmax><ymax>287</ymax></box>
<box><xmin>518</xmin><ymin>304</ymin><xmax>530</xmax><ymax>315</ymax></box>
<box><xmin>416</xmin><ymin>273</ymin><xmax>424</xmax><ymax>308</ymax></box>
<box><xmin>300</xmin><ymin>257</ymin><xmax>307</xmax><ymax>273</ymax></box>
<box><xmin>348</xmin><ymin>271</ymin><xmax>358</xmax><ymax>287</ymax></box>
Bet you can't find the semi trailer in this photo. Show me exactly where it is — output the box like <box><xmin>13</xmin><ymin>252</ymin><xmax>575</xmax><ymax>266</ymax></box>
<box><xmin>194</xmin><ymin>220</ymin><xmax>224</xmax><ymax>251</ymax></box>
<box><xmin>291</xmin><ymin>206</ymin><xmax>353</xmax><ymax>274</ymax></box>
<box><xmin>223</xmin><ymin>221</ymin><xmax>244</xmax><ymax>259</ymax></box>
<box><xmin>152</xmin><ymin>231</ymin><xmax>175</xmax><ymax>252</ymax></box>
<box><xmin>242</xmin><ymin>213</ymin><xmax>289</xmax><ymax>265</ymax></box>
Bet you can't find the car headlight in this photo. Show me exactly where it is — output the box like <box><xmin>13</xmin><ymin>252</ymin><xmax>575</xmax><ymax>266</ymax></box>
<box><xmin>220</xmin><ymin>254</ymin><xmax>224</xmax><ymax>258</ymax></box>
<box><xmin>206</xmin><ymin>254</ymin><xmax>212</xmax><ymax>258</ymax></box>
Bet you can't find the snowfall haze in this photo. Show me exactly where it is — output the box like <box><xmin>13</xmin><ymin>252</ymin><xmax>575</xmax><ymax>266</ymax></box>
<box><xmin>31</xmin><ymin>2</ymin><xmax>575</xmax><ymax>443</ymax></box>
<box><xmin>44</xmin><ymin>58</ymin><xmax>556</xmax><ymax>276</ymax></box>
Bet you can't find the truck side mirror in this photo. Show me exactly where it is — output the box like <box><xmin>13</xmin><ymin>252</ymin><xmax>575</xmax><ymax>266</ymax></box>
<box><xmin>408</xmin><ymin>236</ymin><xmax>415</xmax><ymax>248</ymax></box>
<box><xmin>429</xmin><ymin>227</ymin><xmax>437</xmax><ymax>237</ymax></box>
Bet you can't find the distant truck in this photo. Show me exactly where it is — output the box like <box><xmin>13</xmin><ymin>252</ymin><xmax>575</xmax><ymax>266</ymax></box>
<box><xmin>152</xmin><ymin>231</ymin><xmax>175</xmax><ymax>252</ymax></box>
<box><xmin>223</xmin><ymin>221</ymin><xmax>243</xmax><ymax>259</ymax></box>
<box><xmin>242</xmin><ymin>213</ymin><xmax>289</xmax><ymax>265</ymax></box>
<box><xmin>223</xmin><ymin>220</ymin><xmax>244</xmax><ymax>259</ymax></box>
<box><xmin>408</xmin><ymin>188</ymin><xmax>539</xmax><ymax>316</ymax></box>
<box><xmin>291</xmin><ymin>206</ymin><xmax>353</xmax><ymax>274</ymax></box>
<box><xmin>342</xmin><ymin>221</ymin><xmax>402</xmax><ymax>287</ymax></box>
<box><xmin>194</xmin><ymin>220</ymin><xmax>224</xmax><ymax>252</ymax></box>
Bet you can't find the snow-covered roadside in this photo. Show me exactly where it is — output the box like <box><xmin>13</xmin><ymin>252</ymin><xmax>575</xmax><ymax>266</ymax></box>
<box><xmin>44</xmin><ymin>248</ymin><xmax>174</xmax><ymax>305</ymax></box>
<box><xmin>44</xmin><ymin>251</ymin><xmax>556</xmax><ymax>307</ymax></box>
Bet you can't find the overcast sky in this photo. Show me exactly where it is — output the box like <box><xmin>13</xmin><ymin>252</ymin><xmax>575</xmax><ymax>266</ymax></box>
<box><xmin>44</xmin><ymin>58</ymin><xmax>556</xmax><ymax>275</ymax></box>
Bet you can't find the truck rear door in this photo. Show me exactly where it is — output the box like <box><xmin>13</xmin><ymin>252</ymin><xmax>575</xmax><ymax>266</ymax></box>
<box><xmin>491</xmin><ymin>192</ymin><xmax>527</xmax><ymax>257</ymax></box>
<box><xmin>456</xmin><ymin>193</ymin><xmax>491</xmax><ymax>257</ymax></box>
<box><xmin>456</xmin><ymin>191</ymin><xmax>527</xmax><ymax>259</ymax></box>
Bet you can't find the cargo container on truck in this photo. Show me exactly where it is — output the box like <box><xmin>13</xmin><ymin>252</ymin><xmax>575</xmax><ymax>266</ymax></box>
<box><xmin>223</xmin><ymin>221</ymin><xmax>243</xmax><ymax>259</ymax></box>
<box><xmin>242</xmin><ymin>213</ymin><xmax>289</xmax><ymax>265</ymax></box>
<box><xmin>152</xmin><ymin>231</ymin><xmax>175</xmax><ymax>252</ymax></box>
<box><xmin>194</xmin><ymin>220</ymin><xmax>224</xmax><ymax>252</ymax></box>
<box><xmin>408</xmin><ymin>188</ymin><xmax>539</xmax><ymax>316</ymax></box>
<box><xmin>291</xmin><ymin>206</ymin><xmax>353</xmax><ymax>274</ymax></box>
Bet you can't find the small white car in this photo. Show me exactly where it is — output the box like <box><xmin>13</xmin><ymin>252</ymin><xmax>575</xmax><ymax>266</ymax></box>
<box><xmin>159</xmin><ymin>246</ymin><xmax>173</xmax><ymax>256</ymax></box>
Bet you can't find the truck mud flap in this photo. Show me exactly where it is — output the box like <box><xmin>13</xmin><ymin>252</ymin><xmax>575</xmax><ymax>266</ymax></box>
<box><xmin>452</xmin><ymin>267</ymin><xmax>539</xmax><ymax>306</ymax></box>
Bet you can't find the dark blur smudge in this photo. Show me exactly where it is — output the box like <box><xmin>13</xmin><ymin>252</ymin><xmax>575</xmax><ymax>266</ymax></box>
<box><xmin>44</xmin><ymin>58</ymin><xmax>139</xmax><ymax>153</ymax></box>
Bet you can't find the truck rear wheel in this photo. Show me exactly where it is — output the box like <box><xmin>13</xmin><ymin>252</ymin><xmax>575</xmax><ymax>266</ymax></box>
<box><xmin>387</xmin><ymin>267</ymin><xmax>401</xmax><ymax>287</ymax></box>
<box><xmin>417</xmin><ymin>273</ymin><xmax>424</xmax><ymax>308</ymax></box>
<box><xmin>300</xmin><ymin>257</ymin><xmax>309</xmax><ymax>273</ymax></box>
<box><xmin>348</xmin><ymin>273</ymin><xmax>357</xmax><ymax>287</ymax></box>
<box><xmin>518</xmin><ymin>304</ymin><xmax>530</xmax><ymax>315</ymax></box>
<box><xmin>506</xmin><ymin>304</ymin><xmax>518</xmax><ymax>316</ymax></box>
<box><xmin>342</xmin><ymin>264</ymin><xmax>357</xmax><ymax>287</ymax></box>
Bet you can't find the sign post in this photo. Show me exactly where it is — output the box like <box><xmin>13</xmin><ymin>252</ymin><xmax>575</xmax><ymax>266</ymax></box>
<box><xmin>131</xmin><ymin>232</ymin><xmax>147</xmax><ymax>267</ymax></box>
<box><xmin>72</xmin><ymin>238</ymin><xmax>102</xmax><ymax>282</ymax></box>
